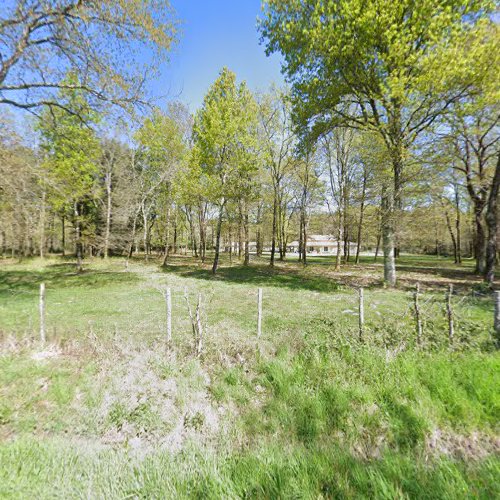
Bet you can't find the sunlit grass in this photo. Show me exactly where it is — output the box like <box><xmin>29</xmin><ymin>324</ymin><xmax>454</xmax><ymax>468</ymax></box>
<box><xmin>0</xmin><ymin>255</ymin><xmax>498</xmax><ymax>498</ymax></box>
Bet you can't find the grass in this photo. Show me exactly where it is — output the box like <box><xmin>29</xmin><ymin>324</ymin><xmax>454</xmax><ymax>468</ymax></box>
<box><xmin>0</xmin><ymin>254</ymin><xmax>498</xmax><ymax>498</ymax></box>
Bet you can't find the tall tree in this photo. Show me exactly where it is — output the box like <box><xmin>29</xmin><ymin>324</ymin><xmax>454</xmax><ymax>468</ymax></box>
<box><xmin>0</xmin><ymin>0</ymin><xmax>177</xmax><ymax>116</ymax></box>
<box><xmin>193</xmin><ymin>68</ymin><xmax>258</xmax><ymax>274</ymax></box>
<box><xmin>38</xmin><ymin>77</ymin><xmax>101</xmax><ymax>271</ymax></box>
<box><xmin>261</xmin><ymin>0</ymin><xmax>495</xmax><ymax>285</ymax></box>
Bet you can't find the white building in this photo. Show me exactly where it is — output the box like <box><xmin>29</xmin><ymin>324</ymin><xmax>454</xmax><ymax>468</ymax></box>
<box><xmin>287</xmin><ymin>234</ymin><xmax>356</xmax><ymax>255</ymax></box>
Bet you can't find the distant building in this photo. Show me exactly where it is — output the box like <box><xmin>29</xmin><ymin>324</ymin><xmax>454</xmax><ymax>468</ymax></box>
<box><xmin>287</xmin><ymin>234</ymin><xmax>356</xmax><ymax>255</ymax></box>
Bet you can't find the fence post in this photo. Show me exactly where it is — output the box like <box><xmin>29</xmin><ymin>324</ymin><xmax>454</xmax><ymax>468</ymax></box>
<box><xmin>257</xmin><ymin>288</ymin><xmax>263</xmax><ymax>338</ymax></box>
<box><xmin>39</xmin><ymin>282</ymin><xmax>46</xmax><ymax>343</ymax></box>
<box><xmin>446</xmin><ymin>284</ymin><xmax>454</xmax><ymax>344</ymax></box>
<box><xmin>358</xmin><ymin>287</ymin><xmax>364</xmax><ymax>341</ymax></box>
<box><xmin>165</xmin><ymin>287</ymin><xmax>172</xmax><ymax>344</ymax></box>
<box><xmin>494</xmin><ymin>291</ymin><xmax>500</xmax><ymax>343</ymax></box>
<box><xmin>414</xmin><ymin>283</ymin><xmax>422</xmax><ymax>345</ymax></box>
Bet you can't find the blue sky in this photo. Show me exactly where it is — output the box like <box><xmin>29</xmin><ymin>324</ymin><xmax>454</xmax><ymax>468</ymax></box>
<box><xmin>156</xmin><ymin>0</ymin><xmax>284</xmax><ymax>111</ymax></box>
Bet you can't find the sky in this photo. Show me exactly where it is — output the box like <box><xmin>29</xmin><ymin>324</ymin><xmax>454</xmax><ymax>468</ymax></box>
<box><xmin>155</xmin><ymin>0</ymin><xmax>284</xmax><ymax>111</ymax></box>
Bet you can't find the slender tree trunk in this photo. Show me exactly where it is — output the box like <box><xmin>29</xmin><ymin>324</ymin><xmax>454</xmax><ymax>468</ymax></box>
<box><xmin>212</xmin><ymin>202</ymin><xmax>225</xmax><ymax>274</ymax></box>
<box><xmin>104</xmin><ymin>171</ymin><xmax>112</xmax><ymax>259</ymax></box>
<box><xmin>474</xmin><ymin>209</ymin><xmax>487</xmax><ymax>274</ymax></box>
<box><xmin>127</xmin><ymin>211</ymin><xmax>139</xmax><ymax>260</ymax></box>
<box><xmin>187</xmin><ymin>207</ymin><xmax>198</xmax><ymax>258</ymax></box>
<box><xmin>443</xmin><ymin>203</ymin><xmax>458</xmax><ymax>263</ymax></box>
<box><xmin>256</xmin><ymin>203</ymin><xmax>263</xmax><ymax>257</ymax></box>
<box><xmin>455</xmin><ymin>187</ymin><xmax>462</xmax><ymax>264</ymax></box>
<box><xmin>355</xmin><ymin>172</ymin><xmax>367</xmax><ymax>264</ymax></box>
<box><xmin>270</xmin><ymin>195</ymin><xmax>277</xmax><ymax>267</ymax></box>
<box><xmin>485</xmin><ymin>153</ymin><xmax>500</xmax><ymax>284</ymax></box>
<box><xmin>244</xmin><ymin>201</ymin><xmax>250</xmax><ymax>266</ymax></box>
<box><xmin>298</xmin><ymin>214</ymin><xmax>303</xmax><ymax>262</ymax></box>
<box><xmin>61</xmin><ymin>214</ymin><xmax>65</xmax><ymax>256</ymax></box>
<box><xmin>162</xmin><ymin>205</ymin><xmax>171</xmax><ymax>267</ymax></box>
<box><xmin>374</xmin><ymin>232</ymin><xmax>381</xmax><ymax>262</ymax></box>
<box><xmin>173</xmin><ymin>211</ymin><xmax>178</xmax><ymax>254</ymax></box>
<box><xmin>39</xmin><ymin>190</ymin><xmax>46</xmax><ymax>259</ymax></box>
<box><xmin>74</xmin><ymin>202</ymin><xmax>83</xmax><ymax>273</ymax></box>
<box><xmin>335</xmin><ymin>212</ymin><xmax>342</xmax><ymax>271</ymax></box>
<box><xmin>237</xmin><ymin>200</ymin><xmax>243</xmax><ymax>260</ymax></box>
<box><xmin>142</xmin><ymin>205</ymin><xmax>149</xmax><ymax>262</ymax></box>
<box><xmin>198</xmin><ymin>201</ymin><xmax>206</xmax><ymax>262</ymax></box>
<box><xmin>302</xmin><ymin>209</ymin><xmax>307</xmax><ymax>266</ymax></box>
<box><xmin>382</xmin><ymin>186</ymin><xmax>396</xmax><ymax>286</ymax></box>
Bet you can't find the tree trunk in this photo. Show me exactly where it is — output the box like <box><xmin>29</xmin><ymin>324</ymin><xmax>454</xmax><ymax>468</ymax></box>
<box><xmin>256</xmin><ymin>203</ymin><xmax>263</xmax><ymax>257</ymax></box>
<box><xmin>302</xmin><ymin>209</ymin><xmax>307</xmax><ymax>266</ymax></box>
<box><xmin>198</xmin><ymin>201</ymin><xmax>206</xmax><ymax>262</ymax></box>
<box><xmin>212</xmin><ymin>202</ymin><xmax>225</xmax><ymax>274</ymax></box>
<box><xmin>355</xmin><ymin>172</ymin><xmax>367</xmax><ymax>264</ymax></box>
<box><xmin>444</xmin><ymin>209</ymin><xmax>458</xmax><ymax>263</ymax></box>
<box><xmin>382</xmin><ymin>187</ymin><xmax>396</xmax><ymax>286</ymax></box>
<box><xmin>162</xmin><ymin>205</ymin><xmax>171</xmax><ymax>267</ymax></box>
<box><xmin>270</xmin><ymin>195</ymin><xmax>277</xmax><ymax>267</ymax></box>
<box><xmin>238</xmin><ymin>200</ymin><xmax>243</xmax><ymax>260</ymax></box>
<box><xmin>127</xmin><ymin>211</ymin><xmax>139</xmax><ymax>260</ymax></box>
<box><xmin>298</xmin><ymin>214</ymin><xmax>303</xmax><ymax>262</ymax></box>
<box><xmin>104</xmin><ymin>171</ymin><xmax>112</xmax><ymax>259</ymax></box>
<box><xmin>39</xmin><ymin>190</ymin><xmax>46</xmax><ymax>259</ymax></box>
<box><xmin>61</xmin><ymin>214</ymin><xmax>65</xmax><ymax>256</ymax></box>
<box><xmin>74</xmin><ymin>203</ymin><xmax>83</xmax><ymax>273</ymax></box>
<box><xmin>474</xmin><ymin>209</ymin><xmax>486</xmax><ymax>274</ymax></box>
<box><xmin>244</xmin><ymin>201</ymin><xmax>250</xmax><ymax>266</ymax></box>
<box><xmin>142</xmin><ymin>205</ymin><xmax>149</xmax><ymax>262</ymax></box>
<box><xmin>173</xmin><ymin>211</ymin><xmax>178</xmax><ymax>254</ymax></box>
<box><xmin>485</xmin><ymin>153</ymin><xmax>500</xmax><ymax>284</ymax></box>
<box><xmin>454</xmin><ymin>183</ymin><xmax>462</xmax><ymax>264</ymax></box>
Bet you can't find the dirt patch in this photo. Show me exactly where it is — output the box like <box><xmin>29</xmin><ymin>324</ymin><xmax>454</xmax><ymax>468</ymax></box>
<box><xmin>426</xmin><ymin>429</ymin><xmax>500</xmax><ymax>460</ymax></box>
<box><xmin>89</xmin><ymin>341</ymin><xmax>228</xmax><ymax>459</ymax></box>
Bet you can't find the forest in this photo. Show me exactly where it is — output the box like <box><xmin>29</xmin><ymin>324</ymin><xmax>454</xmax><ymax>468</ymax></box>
<box><xmin>0</xmin><ymin>0</ymin><xmax>499</xmax><ymax>498</ymax></box>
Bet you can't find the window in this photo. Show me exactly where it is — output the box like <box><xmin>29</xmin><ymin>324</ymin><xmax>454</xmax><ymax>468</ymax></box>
<box><xmin>308</xmin><ymin>247</ymin><xmax>314</xmax><ymax>252</ymax></box>
<box><xmin>324</xmin><ymin>246</ymin><xmax>329</xmax><ymax>252</ymax></box>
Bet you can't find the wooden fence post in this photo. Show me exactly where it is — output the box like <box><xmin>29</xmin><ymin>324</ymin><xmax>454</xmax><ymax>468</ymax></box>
<box><xmin>39</xmin><ymin>282</ymin><xmax>46</xmax><ymax>343</ymax></box>
<box><xmin>414</xmin><ymin>283</ymin><xmax>422</xmax><ymax>345</ymax></box>
<box><xmin>446</xmin><ymin>284</ymin><xmax>454</xmax><ymax>344</ymax></box>
<box><xmin>358</xmin><ymin>287</ymin><xmax>364</xmax><ymax>341</ymax></box>
<box><xmin>494</xmin><ymin>291</ymin><xmax>500</xmax><ymax>342</ymax></box>
<box><xmin>165</xmin><ymin>287</ymin><xmax>172</xmax><ymax>344</ymax></box>
<box><xmin>257</xmin><ymin>288</ymin><xmax>263</xmax><ymax>338</ymax></box>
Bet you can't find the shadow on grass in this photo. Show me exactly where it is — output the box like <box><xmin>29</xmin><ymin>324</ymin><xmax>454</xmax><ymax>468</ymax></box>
<box><xmin>0</xmin><ymin>264</ymin><xmax>139</xmax><ymax>297</ymax></box>
<box><xmin>160</xmin><ymin>260</ymin><xmax>342</xmax><ymax>293</ymax></box>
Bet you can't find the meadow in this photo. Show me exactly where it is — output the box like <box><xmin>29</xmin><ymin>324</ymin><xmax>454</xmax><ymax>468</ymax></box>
<box><xmin>0</xmin><ymin>254</ymin><xmax>498</xmax><ymax>498</ymax></box>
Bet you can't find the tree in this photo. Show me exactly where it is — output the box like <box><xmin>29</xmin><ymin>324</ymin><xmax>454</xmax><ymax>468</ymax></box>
<box><xmin>193</xmin><ymin>68</ymin><xmax>258</xmax><ymax>274</ymax></box>
<box><xmin>134</xmin><ymin>107</ymin><xmax>186</xmax><ymax>263</ymax></box>
<box><xmin>258</xmin><ymin>88</ymin><xmax>296</xmax><ymax>266</ymax></box>
<box><xmin>294</xmin><ymin>148</ymin><xmax>322</xmax><ymax>265</ymax></box>
<box><xmin>261</xmin><ymin>0</ymin><xmax>495</xmax><ymax>285</ymax></box>
<box><xmin>0</xmin><ymin>0</ymin><xmax>178</xmax><ymax>117</ymax></box>
<box><xmin>38</xmin><ymin>77</ymin><xmax>101</xmax><ymax>271</ymax></box>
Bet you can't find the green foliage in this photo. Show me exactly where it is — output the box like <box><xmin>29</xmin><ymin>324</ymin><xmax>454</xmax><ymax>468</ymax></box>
<box><xmin>38</xmin><ymin>74</ymin><xmax>101</xmax><ymax>213</ymax></box>
<box><xmin>193</xmin><ymin>67</ymin><xmax>259</xmax><ymax>205</ymax></box>
<box><xmin>261</xmin><ymin>0</ymin><xmax>496</xmax><ymax>143</ymax></box>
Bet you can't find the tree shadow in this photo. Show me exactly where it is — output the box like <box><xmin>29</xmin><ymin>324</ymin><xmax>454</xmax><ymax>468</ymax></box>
<box><xmin>161</xmin><ymin>260</ymin><xmax>342</xmax><ymax>293</ymax></box>
<box><xmin>0</xmin><ymin>264</ymin><xmax>139</xmax><ymax>298</ymax></box>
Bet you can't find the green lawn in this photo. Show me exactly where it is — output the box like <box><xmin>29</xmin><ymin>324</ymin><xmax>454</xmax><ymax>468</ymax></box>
<box><xmin>0</xmin><ymin>254</ymin><xmax>498</xmax><ymax>498</ymax></box>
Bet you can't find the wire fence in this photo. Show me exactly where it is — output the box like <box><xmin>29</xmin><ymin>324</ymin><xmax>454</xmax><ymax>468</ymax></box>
<box><xmin>1</xmin><ymin>280</ymin><xmax>499</xmax><ymax>354</ymax></box>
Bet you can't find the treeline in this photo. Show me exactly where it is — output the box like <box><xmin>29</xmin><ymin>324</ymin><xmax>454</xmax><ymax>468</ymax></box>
<box><xmin>0</xmin><ymin>0</ymin><xmax>498</xmax><ymax>285</ymax></box>
<box><xmin>0</xmin><ymin>71</ymin><xmax>496</xmax><ymax>279</ymax></box>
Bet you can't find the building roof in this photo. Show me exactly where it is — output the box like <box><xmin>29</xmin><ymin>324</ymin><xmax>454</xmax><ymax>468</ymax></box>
<box><xmin>289</xmin><ymin>235</ymin><xmax>354</xmax><ymax>246</ymax></box>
